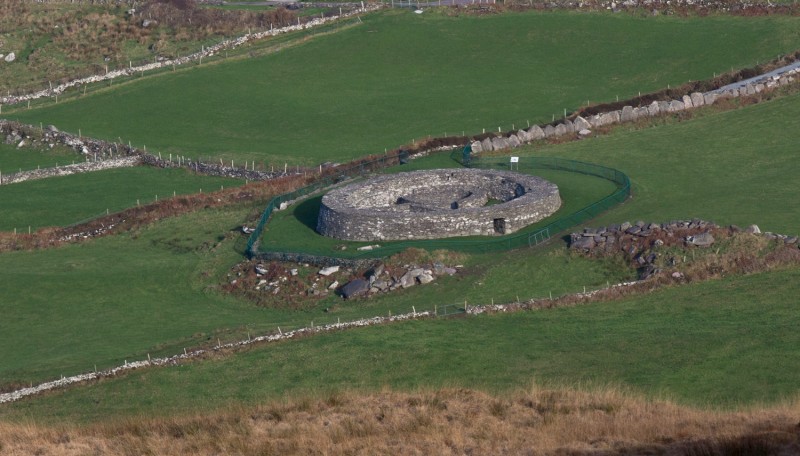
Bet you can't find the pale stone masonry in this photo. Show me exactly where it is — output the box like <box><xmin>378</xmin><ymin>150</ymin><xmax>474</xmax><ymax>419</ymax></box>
<box><xmin>317</xmin><ymin>169</ymin><xmax>561</xmax><ymax>241</ymax></box>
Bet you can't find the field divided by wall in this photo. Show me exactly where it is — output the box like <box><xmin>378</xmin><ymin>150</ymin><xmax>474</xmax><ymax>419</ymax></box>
<box><xmin>1</xmin><ymin>77</ymin><xmax>800</xmax><ymax>413</ymax></box>
<box><xmin>9</xmin><ymin>9</ymin><xmax>800</xmax><ymax>165</ymax></box>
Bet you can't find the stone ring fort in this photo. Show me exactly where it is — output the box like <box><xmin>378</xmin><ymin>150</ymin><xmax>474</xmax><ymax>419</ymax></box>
<box><xmin>316</xmin><ymin>168</ymin><xmax>562</xmax><ymax>241</ymax></box>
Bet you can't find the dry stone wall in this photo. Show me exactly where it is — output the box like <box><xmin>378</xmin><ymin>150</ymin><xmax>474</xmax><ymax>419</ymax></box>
<box><xmin>469</xmin><ymin>66</ymin><xmax>799</xmax><ymax>154</ymax></box>
<box><xmin>0</xmin><ymin>4</ymin><xmax>379</xmax><ymax>106</ymax></box>
<box><xmin>317</xmin><ymin>169</ymin><xmax>561</xmax><ymax>241</ymax></box>
<box><xmin>0</xmin><ymin>157</ymin><xmax>139</xmax><ymax>185</ymax></box>
<box><xmin>0</xmin><ymin>119</ymin><xmax>289</xmax><ymax>184</ymax></box>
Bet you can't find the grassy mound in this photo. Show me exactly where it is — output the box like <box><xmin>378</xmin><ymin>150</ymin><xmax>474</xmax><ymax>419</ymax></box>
<box><xmin>10</xmin><ymin>10</ymin><xmax>800</xmax><ymax>164</ymax></box>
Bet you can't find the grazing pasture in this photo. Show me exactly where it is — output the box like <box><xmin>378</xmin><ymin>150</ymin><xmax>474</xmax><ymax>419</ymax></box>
<box><xmin>11</xmin><ymin>10</ymin><xmax>800</xmax><ymax>165</ymax></box>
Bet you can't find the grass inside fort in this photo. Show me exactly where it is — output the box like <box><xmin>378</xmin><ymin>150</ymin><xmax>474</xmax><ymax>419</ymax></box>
<box><xmin>0</xmin><ymin>166</ymin><xmax>243</xmax><ymax>231</ymax></box>
<box><xmin>259</xmin><ymin>165</ymin><xmax>620</xmax><ymax>257</ymax></box>
<box><xmin>9</xmin><ymin>9</ymin><xmax>800</xmax><ymax>165</ymax></box>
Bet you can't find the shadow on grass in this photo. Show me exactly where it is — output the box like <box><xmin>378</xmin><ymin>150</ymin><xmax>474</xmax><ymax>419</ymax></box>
<box><xmin>293</xmin><ymin>196</ymin><xmax>323</xmax><ymax>232</ymax></box>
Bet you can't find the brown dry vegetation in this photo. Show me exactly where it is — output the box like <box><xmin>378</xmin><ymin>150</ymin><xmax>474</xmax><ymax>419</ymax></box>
<box><xmin>2</xmin><ymin>386</ymin><xmax>800</xmax><ymax>455</ymax></box>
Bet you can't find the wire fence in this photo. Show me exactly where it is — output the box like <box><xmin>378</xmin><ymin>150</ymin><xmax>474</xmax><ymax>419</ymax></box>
<box><xmin>248</xmin><ymin>150</ymin><xmax>631</xmax><ymax>260</ymax></box>
<box><xmin>246</xmin><ymin>150</ymin><xmax>409</xmax><ymax>255</ymax></box>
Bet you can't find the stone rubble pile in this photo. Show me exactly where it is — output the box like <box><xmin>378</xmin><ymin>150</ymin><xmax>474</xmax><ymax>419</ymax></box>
<box><xmin>469</xmin><ymin>68</ymin><xmax>798</xmax><ymax>154</ymax></box>
<box><xmin>569</xmin><ymin>219</ymin><xmax>799</xmax><ymax>279</ymax></box>
<box><xmin>0</xmin><ymin>4</ymin><xmax>379</xmax><ymax>106</ymax></box>
<box><xmin>357</xmin><ymin>261</ymin><xmax>458</xmax><ymax>298</ymax></box>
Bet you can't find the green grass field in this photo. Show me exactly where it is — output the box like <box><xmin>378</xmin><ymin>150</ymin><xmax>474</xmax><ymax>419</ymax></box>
<box><xmin>2</xmin><ymin>89</ymin><xmax>800</xmax><ymax>394</ymax></box>
<box><xmin>3</xmin><ymin>265</ymin><xmax>799</xmax><ymax>423</ymax></box>
<box><xmin>9</xmin><ymin>10</ymin><xmax>800</xmax><ymax>165</ymax></box>
<box><xmin>0</xmin><ymin>200</ymin><xmax>628</xmax><ymax>386</ymax></box>
<box><xmin>515</xmin><ymin>92</ymin><xmax>800</xmax><ymax>235</ymax></box>
<box><xmin>0</xmin><ymin>166</ymin><xmax>243</xmax><ymax>230</ymax></box>
<box><xmin>0</xmin><ymin>143</ymin><xmax>78</xmax><ymax>173</ymax></box>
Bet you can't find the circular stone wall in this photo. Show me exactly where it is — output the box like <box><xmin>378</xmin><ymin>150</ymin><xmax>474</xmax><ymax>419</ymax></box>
<box><xmin>316</xmin><ymin>169</ymin><xmax>561</xmax><ymax>241</ymax></box>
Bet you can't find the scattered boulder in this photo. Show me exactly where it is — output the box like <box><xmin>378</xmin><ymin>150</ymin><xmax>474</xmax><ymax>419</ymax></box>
<box><xmin>318</xmin><ymin>266</ymin><xmax>339</xmax><ymax>276</ymax></box>
<box><xmin>470</xmin><ymin>141</ymin><xmax>483</xmax><ymax>153</ymax></box>
<box><xmin>328</xmin><ymin>280</ymin><xmax>339</xmax><ymax>290</ymax></box>
<box><xmin>573</xmin><ymin>116</ymin><xmax>591</xmax><ymax>131</ymax></box>
<box><xmin>570</xmin><ymin>236</ymin><xmax>596</xmax><ymax>251</ymax></box>
<box><xmin>4</xmin><ymin>52</ymin><xmax>15</xmax><ymax>63</ymax></box>
<box><xmin>745</xmin><ymin>224</ymin><xmax>761</xmax><ymax>234</ymax></box>
<box><xmin>418</xmin><ymin>273</ymin><xmax>435</xmax><ymax>284</ymax></box>
<box><xmin>687</xmin><ymin>232</ymin><xmax>714</xmax><ymax>247</ymax></box>
<box><xmin>400</xmin><ymin>272</ymin><xmax>416</xmax><ymax>288</ymax></box>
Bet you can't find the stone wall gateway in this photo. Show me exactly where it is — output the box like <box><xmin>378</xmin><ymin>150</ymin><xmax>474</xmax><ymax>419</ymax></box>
<box><xmin>317</xmin><ymin>169</ymin><xmax>561</xmax><ymax>241</ymax></box>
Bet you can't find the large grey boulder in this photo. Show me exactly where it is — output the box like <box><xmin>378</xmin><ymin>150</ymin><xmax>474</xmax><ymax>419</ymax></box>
<box><xmin>507</xmin><ymin>134</ymin><xmax>521</xmax><ymax>148</ymax></box>
<box><xmin>570</xmin><ymin>236</ymin><xmax>596</xmax><ymax>251</ymax></box>
<box><xmin>481</xmin><ymin>137</ymin><xmax>493</xmax><ymax>152</ymax></box>
<box><xmin>418</xmin><ymin>273</ymin><xmax>435</xmax><ymax>284</ymax></box>
<box><xmin>682</xmin><ymin>95</ymin><xmax>694</xmax><ymax>109</ymax></box>
<box><xmin>687</xmin><ymin>232</ymin><xmax>714</xmax><ymax>247</ymax></box>
<box><xmin>620</xmin><ymin>106</ymin><xmax>635</xmax><ymax>122</ymax></box>
<box><xmin>669</xmin><ymin>100</ymin><xmax>685</xmax><ymax>112</ymax></box>
<box><xmin>647</xmin><ymin>101</ymin><xmax>661</xmax><ymax>117</ymax></box>
<box><xmin>400</xmin><ymin>272</ymin><xmax>416</xmax><ymax>288</ymax></box>
<box><xmin>543</xmin><ymin>125</ymin><xmax>556</xmax><ymax>137</ymax></box>
<box><xmin>563</xmin><ymin>120</ymin><xmax>575</xmax><ymax>133</ymax></box>
<box><xmin>470</xmin><ymin>140</ymin><xmax>483</xmax><ymax>153</ymax></box>
<box><xmin>573</xmin><ymin>116</ymin><xmax>591</xmax><ymax>131</ymax></box>
<box><xmin>690</xmin><ymin>92</ymin><xmax>705</xmax><ymax>107</ymax></box>
<box><xmin>554</xmin><ymin>123</ymin><xmax>567</xmax><ymax>136</ymax></box>
<box><xmin>491</xmin><ymin>136</ymin><xmax>509</xmax><ymax>150</ymax></box>
<box><xmin>703</xmin><ymin>92</ymin><xmax>718</xmax><ymax>105</ymax></box>
<box><xmin>517</xmin><ymin>129</ymin><xmax>532</xmax><ymax>142</ymax></box>
<box><xmin>341</xmin><ymin>279</ymin><xmax>369</xmax><ymax>299</ymax></box>
<box><xmin>528</xmin><ymin>125</ymin><xmax>545</xmax><ymax>140</ymax></box>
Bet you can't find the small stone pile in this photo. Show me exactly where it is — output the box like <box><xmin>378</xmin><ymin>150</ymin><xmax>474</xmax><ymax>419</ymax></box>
<box><xmin>350</xmin><ymin>261</ymin><xmax>459</xmax><ymax>298</ymax></box>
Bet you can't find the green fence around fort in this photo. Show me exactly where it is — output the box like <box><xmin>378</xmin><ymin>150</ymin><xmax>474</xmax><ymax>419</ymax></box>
<box><xmin>246</xmin><ymin>151</ymin><xmax>631</xmax><ymax>261</ymax></box>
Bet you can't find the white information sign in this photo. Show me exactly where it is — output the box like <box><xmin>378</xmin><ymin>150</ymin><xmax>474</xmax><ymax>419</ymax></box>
<box><xmin>510</xmin><ymin>157</ymin><xmax>519</xmax><ymax>163</ymax></box>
